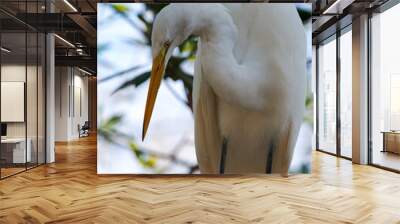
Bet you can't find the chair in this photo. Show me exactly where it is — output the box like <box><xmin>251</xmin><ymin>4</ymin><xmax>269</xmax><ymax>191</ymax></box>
<box><xmin>79</xmin><ymin>121</ymin><xmax>90</xmax><ymax>138</ymax></box>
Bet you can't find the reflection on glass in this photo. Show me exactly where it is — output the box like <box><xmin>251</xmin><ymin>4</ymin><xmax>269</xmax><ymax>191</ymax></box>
<box><xmin>1</xmin><ymin>31</ymin><xmax>27</xmax><ymax>177</ymax></box>
<box><xmin>26</xmin><ymin>0</ymin><xmax>43</xmax><ymax>169</ymax></box>
<box><xmin>318</xmin><ymin>37</ymin><xmax>337</xmax><ymax>154</ymax></box>
<box><xmin>0</xmin><ymin>0</ymin><xmax>47</xmax><ymax>178</ymax></box>
<box><xmin>38</xmin><ymin>33</ymin><xmax>46</xmax><ymax>165</ymax></box>
<box><xmin>27</xmin><ymin>31</ymin><xmax>38</xmax><ymax>169</ymax></box>
<box><xmin>340</xmin><ymin>30</ymin><xmax>352</xmax><ymax>158</ymax></box>
<box><xmin>371</xmin><ymin>3</ymin><xmax>400</xmax><ymax>171</ymax></box>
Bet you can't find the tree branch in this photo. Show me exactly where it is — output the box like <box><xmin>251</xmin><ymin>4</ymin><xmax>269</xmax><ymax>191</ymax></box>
<box><xmin>99</xmin><ymin>65</ymin><xmax>144</xmax><ymax>83</ymax></box>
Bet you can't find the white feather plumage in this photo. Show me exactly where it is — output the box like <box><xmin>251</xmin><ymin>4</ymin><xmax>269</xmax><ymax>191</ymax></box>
<box><xmin>150</xmin><ymin>3</ymin><xmax>306</xmax><ymax>174</ymax></box>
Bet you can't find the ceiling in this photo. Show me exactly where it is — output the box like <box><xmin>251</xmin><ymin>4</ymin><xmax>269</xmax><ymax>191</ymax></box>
<box><xmin>312</xmin><ymin>0</ymin><xmax>392</xmax><ymax>44</ymax></box>
<box><xmin>0</xmin><ymin>0</ymin><xmax>397</xmax><ymax>74</ymax></box>
<box><xmin>0</xmin><ymin>0</ymin><xmax>98</xmax><ymax>74</ymax></box>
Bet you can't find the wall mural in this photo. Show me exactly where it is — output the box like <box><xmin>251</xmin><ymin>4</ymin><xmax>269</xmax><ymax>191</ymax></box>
<box><xmin>97</xmin><ymin>3</ymin><xmax>313</xmax><ymax>174</ymax></box>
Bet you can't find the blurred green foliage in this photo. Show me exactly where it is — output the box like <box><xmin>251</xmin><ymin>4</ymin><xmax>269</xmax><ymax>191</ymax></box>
<box><xmin>99</xmin><ymin>3</ymin><xmax>313</xmax><ymax>172</ymax></box>
<box><xmin>297</xmin><ymin>7</ymin><xmax>312</xmax><ymax>21</ymax></box>
<box><xmin>304</xmin><ymin>94</ymin><xmax>314</xmax><ymax>125</ymax></box>
<box><xmin>98</xmin><ymin>114</ymin><xmax>122</xmax><ymax>143</ymax></box>
<box><xmin>129</xmin><ymin>141</ymin><xmax>157</xmax><ymax>169</ymax></box>
<box><xmin>109</xmin><ymin>3</ymin><xmax>196</xmax><ymax>110</ymax></box>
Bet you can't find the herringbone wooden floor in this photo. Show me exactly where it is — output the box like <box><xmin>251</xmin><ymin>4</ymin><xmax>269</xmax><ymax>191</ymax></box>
<box><xmin>1</xmin><ymin>135</ymin><xmax>400</xmax><ymax>224</ymax></box>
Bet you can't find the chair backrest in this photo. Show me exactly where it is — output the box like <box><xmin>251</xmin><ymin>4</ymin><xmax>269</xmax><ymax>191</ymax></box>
<box><xmin>82</xmin><ymin>121</ymin><xmax>90</xmax><ymax>129</ymax></box>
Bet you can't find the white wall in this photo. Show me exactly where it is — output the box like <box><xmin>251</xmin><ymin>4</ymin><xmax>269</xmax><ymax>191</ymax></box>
<box><xmin>1</xmin><ymin>63</ymin><xmax>47</xmax><ymax>164</ymax></box>
<box><xmin>55</xmin><ymin>67</ymin><xmax>89</xmax><ymax>141</ymax></box>
<box><xmin>55</xmin><ymin>66</ymin><xmax>69</xmax><ymax>141</ymax></box>
<box><xmin>1</xmin><ymin>65</ymin><xmax>39</xmax><ymax>138</ymax></box>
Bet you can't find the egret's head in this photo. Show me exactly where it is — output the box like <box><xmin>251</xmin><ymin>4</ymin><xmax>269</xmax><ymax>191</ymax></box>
<box><xmin>142</xmin><ymin>4</ymin><xmax>193</xmax><ymax>140</ymax></box>
<box><xmin>151</xmin><ymin>5</ymin><xmax>192</xmax><ymax>60</ymax></box>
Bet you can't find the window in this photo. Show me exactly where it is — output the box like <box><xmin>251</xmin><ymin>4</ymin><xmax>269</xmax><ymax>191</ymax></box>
<box><xmin>340</xmin><ymin>29</ymin><xmax>352</xmax><ymax>158</ymax></box>
<box><xmin>370</xmin><ymin>3</ymin><xmax>400</xmax><ymax>171</ymax></box>
<box><xmin>317</xmin><ymin>36</ymin><xmax>337</xmax><ymax>154</ymax></box>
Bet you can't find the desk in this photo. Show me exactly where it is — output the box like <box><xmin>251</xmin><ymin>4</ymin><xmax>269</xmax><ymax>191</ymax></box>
<box><xmin>382</xmin><ymin>131</ymin><xmax>400</xmax><ymax>154</ymax></box>
<box><xmin>1</xmin><ymin>138</ymin><xmax>31</xmax><ymax>163</ymax></box>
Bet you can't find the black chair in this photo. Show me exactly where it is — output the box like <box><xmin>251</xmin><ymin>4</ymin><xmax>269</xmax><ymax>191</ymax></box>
<box><xmin>79</xmin><ymin>121</ymin><xmax>90</xmax><ymax>138</ymax></box>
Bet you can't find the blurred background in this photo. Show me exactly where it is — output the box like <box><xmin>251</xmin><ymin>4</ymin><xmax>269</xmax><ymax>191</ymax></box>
<box><xmin>97</xmin><ymin>3</ymin><xmax>313</xmax><ymax>174</ymax></box>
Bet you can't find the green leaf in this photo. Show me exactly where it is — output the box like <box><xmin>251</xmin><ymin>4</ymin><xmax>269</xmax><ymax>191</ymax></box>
<box><xmin>112</xmin><ymin>4</ymin><xmax>129</xmax><ymax>13</ymax></box>
<box><xmin>137</xmin><ymin>13</ymin><xmax>149</xmax><ymax>25</ymax></box>
<box><xmin>112</xmin><ymin>72</ymin><xmax>151</xmax><ymax>94</ymax></box>
<box><xmin>145</xmin><ymin>4</ymin><xmax>168</xmax><ymax>14</ymax></box>
<box><xmin>129</xmin><ymin>141</ymin><xmax>157</xmax><ymax>168</ymax></box>
<box><xmin>187</xmin><ymin>55</ymin><xmax>196</xmax><ymax>61</ymax></box>
<box><xmin>305</xmin><ymin>94</ymin><xmax>313</xmax><ymax>108</ymax></box>
<box><xmin>145</xmin><ymin>156</ymin><xmax>156</xmax><ymax>167</ymax></box>
<box><xmin>181</xmin><ymin>41</ymin><xmax>193</xmax><ymax>52</ymax></box>
<box><xmin>178</xmin><ymin>72</ymin><xmax>194</xmax><ymax>89</ymax></box>
<box><xmin>98</xmin><ymin>115</ymin><xmax>123</xmax><ymax>142</ymax></box>
<box><xmin>106</xmin><ymin>116</ymin><xmax>122</xmax><ymax>127</ymax></box>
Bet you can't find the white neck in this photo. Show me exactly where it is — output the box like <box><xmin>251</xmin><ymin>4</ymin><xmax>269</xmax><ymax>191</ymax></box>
<box><xmin>189</xmin><ymin>5</ymin><xmax>237</xmax><ymax>51</ymax></box>
<box><xmin>183</xmin><ymin>5</ymin><xmax>239</xmax><ymax>79</ymax></box>
<box><xmin>185</xmin><ymin>5</ymin><xmax>265</xmax><ymax>111</ymax></box>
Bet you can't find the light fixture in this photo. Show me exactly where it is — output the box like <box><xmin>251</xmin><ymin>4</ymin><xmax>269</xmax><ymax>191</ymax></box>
<box><xmin>63</xmin><ymin>0</ymin><xmax>78</xmax><ymax>12</ymax></box>
<box><xmin>76</xmin><ymin>48</ymin><xmax>85</xmax><ymax>55</ymax></box>
<box><xmin>78</xmin><ymin>67</ymin><xmax>92</xmax><ymax>76</ymax></box>
<box><xmin>54</xmin><ymin>34</ymin><xmax>75</xmax><ymax>48</ymax></box>
<box><xmin>1</xmin><ymin>47</ymin><xmax>11</xmax><ymax>53</ymax></box>
<box><xmin>322</xmin><ymin>0</ymin><xmax>343</xmax><ymax>15</ymax></box>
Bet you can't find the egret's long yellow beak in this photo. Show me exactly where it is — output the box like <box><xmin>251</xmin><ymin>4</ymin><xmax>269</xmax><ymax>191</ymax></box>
<box><xmin>142</xmin><ymin>45</ymin><xmax>168</xmax><ymax>140</ymax></box>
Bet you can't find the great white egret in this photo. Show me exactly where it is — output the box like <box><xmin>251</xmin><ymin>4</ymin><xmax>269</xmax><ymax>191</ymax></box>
<box><xmin>142</xmin><ymin>3</ymin><xmax>306</xmax><ymax>175</ymax></box>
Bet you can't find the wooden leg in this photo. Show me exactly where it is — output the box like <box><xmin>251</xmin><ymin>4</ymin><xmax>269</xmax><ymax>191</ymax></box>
<box><xmin>219</xmin><ymin>138</ymin><xmax>228</xmax><ymax>174</ymax></box>
<box><xmin>266</xmin><ymin>140</ymin><xmax>275</xmax><ymax>174</ymax></box>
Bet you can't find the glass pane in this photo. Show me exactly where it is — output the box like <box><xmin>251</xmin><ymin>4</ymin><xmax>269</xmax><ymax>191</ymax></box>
<box><xmin>26</xmin><ymin>0</ymin><xmax>39</xmax><ymax>169</ymax></box>
<box><xmin>371</xmin><ymin>4</ymin><xmax>400</xmax><ymax>171</ymax></box>
<box><xmin>27</xmin><ymin>30</ymin><xmax>38</xmax><ymax>169</ymax></box>
<box><xmin>340</xmin><ymin>30</ymin><xmax>352</xmax><ymax>158</ymax></box>
<box><xmin>1</xmin><ymin>30</ymin><xmax>27</xmax><ymax>177</ymax></box>
<box><xmin>38</xmin><ymin>32</ymin><xmax>45</xmax><ymax>165</ymax></box>
<box><xmin>37</xmin><ymin>0</ymin><xmax>46</xmax><ymax>166</ymax></box>
<box><xmin>318</xmin><ymin>37</ymin><xmax>337</xmax><ymax>154</ymax></box>
<box><xmin>0</xmin><ymin>1</ymin><xmax>46</xmax><ymax>178</ymax></box>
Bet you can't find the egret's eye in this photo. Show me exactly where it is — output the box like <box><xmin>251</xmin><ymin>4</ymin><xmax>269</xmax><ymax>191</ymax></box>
<box><xmin>164</xmin><ymin>41</ymin><xmax>171</xmax><ymax>48</ymax></box>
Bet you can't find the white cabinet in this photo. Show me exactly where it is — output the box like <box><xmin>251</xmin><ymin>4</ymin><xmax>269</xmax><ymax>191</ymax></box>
<box><xmin>1</xmin><ymin>138</ymin><xmax>32</xmax><ymax>163</ymax></box>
